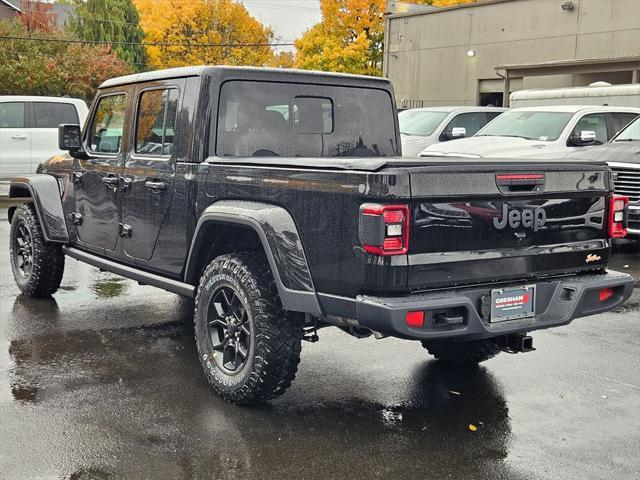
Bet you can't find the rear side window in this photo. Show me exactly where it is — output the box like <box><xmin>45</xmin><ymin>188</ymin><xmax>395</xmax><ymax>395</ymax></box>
<box><xmin>609</xmin><ymin>112</ymin><xmax>639</xmax><ymax>136</ymax></box>
<box><xmin>135</xmin><ymin>88</ymin><xmax>179</xmax><ymax>156</ymax></box>
<box><xmin>216</xmin><ymin>81</ymin><xmax>397</xmax><ymax>157</ymax></box>
<box><xmin>89</xmin><ymin>94</ymin><xmax>127</xmax><ymax>154</ymax></box>
<box><xmin>0</xmin><ymin>102</ymin><xmax>26</xmax><ymax>128</ymax></box>
<box><xmin>33</xmin><ymin>102</ymin><xmax>79</xmax><ymax>128</ymax></box>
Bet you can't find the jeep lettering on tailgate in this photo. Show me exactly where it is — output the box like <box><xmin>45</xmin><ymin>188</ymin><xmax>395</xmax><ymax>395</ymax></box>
<box><xmin>493</xmin><ymin>204</ymin><xmax>547</xmax><ymax>232</ymax></box>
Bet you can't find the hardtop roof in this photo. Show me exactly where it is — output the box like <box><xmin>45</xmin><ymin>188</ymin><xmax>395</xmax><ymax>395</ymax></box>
<box><xmin>99</xmin><ymin>66</ymin><xmax>392</xmax><ymax>89</ymax></box>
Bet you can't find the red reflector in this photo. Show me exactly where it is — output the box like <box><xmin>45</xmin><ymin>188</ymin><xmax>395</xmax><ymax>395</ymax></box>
<box><xmin>599</xmin><ymin>288</ymin><xmax>614</xmax><ymax>303</ymax></box>
<box><xmin>406</xmin><ymin>311</ymin><xmax>425</xmax><ymax>327</ymax></box>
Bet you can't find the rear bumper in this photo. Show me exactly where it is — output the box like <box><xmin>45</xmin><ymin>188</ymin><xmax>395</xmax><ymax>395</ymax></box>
<box><xmin>348</xmin><ymin>270</ymin><xmax>634</xmax><ymax>341</ymax></box>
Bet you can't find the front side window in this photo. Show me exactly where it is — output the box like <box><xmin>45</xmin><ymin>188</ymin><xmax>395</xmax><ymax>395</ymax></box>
<box><xmin>398</xmin><ymin>110</ymin><xmax>448</xmax><ymax>136</ymax></box>
<box><xmin>444</xmin><ymin>112</ymin><xmax>491</xmax><ymax>138</ymax></box>
<box><xmin>33</xmin><ymin>102</ymin><xmax>79</xmax><ymax>128</ymax></box>
<box><xmin>0</xmin><ymin>102</ymin><xmax>25</xmax><ymax>128</ymax></box>
<box><xmin>135</xmin><ymin>88</ymin><xmax>179</xmax><ymax>156</ymax></box>
<box><xmin>573</xmin><ymin>113</ymin><xmax>608</xmax><ymax>144</ymax></box>
<box><xmin>477</xmin><ymin>110</ymin><xmax>573</xmax><ymax>141</ymax></box>
<box><xmin>89</xmin><ymin>94</ymin><xmax>127</xmax><ymax>154</ymax></box>
<box><xmin>216</xmin><ymin>81</ymin><xmax>397</xmax><ymax>158</ymax></box>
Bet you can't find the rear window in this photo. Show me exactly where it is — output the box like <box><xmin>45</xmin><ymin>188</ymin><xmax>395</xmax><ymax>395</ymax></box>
<box><xmin>33</xmin><ymin>102</ymin><xmax>79</xmax><ymax>128</ymax></box>
<box><xmin>215</xmin><ymin>81</ymin><xmax>397</xmax><ymax>157</ymax></box>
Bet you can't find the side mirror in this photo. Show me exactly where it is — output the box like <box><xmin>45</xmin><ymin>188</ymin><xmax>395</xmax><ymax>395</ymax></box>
<box><xmin>442</xmin><ymin>126</ymin><xmax>467</xmax><ymax>141</ymax></box>
<box><xmin>571</xmin><ymin>130</ymin><xmax>596</xmax><ymax>146</ymax></box>
<box><xmin>451</xmin><ymin>127</ymin><xmax>467</xmax><ymax>138</ymax></box>
<box><xmin>58</xmin><ymin>124</ymin><xmax>82</xmax><ymax>151</ymax></box>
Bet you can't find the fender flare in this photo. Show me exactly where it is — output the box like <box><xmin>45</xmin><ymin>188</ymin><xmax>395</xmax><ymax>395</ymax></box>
<box><xmin>9</xmin><ymin>175</ymin><xmax>69</xmax><ymax>244</ymax></box>
<box><xmin>185</xmin><ymin>201</ymin><xmax>322</xmax><ymax>315</ymax></box>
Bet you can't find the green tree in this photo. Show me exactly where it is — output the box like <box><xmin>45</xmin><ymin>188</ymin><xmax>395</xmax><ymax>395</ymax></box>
<box><xmin>68</xmin><ymin>0</ymin><xmax>147</xmax><ymax>71</ymax></box>
<box><xmin>0</xmin><ymin>20</ymin><xmax>132</xmax><ymax>100</ymax></box>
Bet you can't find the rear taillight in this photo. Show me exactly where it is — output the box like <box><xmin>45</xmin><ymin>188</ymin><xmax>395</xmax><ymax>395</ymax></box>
<box><xmin>359</xmin><ymin>204</ymin><xmax>410</xmax><ymax>256</ymax></box>
<box><xmin>609</xmin><ymin>196</ymin><xmax>628</xmax><ymax>239</ymax></box>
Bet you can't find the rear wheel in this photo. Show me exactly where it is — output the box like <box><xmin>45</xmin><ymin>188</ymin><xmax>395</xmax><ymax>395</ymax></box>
<box><xmin>194</xmin><ymin>252</ymin><xmax>302</xmax><ymax>405</ymax></box>
<box><xmin>422</xmin><ymin>339</ymin><xmax>501</xmax><ymax>366</ymax></box>
<box><xmin>9</xmin><ymin>203</ymin><xmax>65</xmax><ymax>298</ymax></box>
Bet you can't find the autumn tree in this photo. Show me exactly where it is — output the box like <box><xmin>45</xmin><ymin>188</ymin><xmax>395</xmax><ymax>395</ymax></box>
<box><xmin>294</xmin><ymin>0</ymin><xmax>386</xmax><ymax>76</ymax></box>
<box><xmin>68</xmin><ymin>0</ymin><xmax>147</xmax><ymax>71</ymax></box>
<box><xmin>133</xmin><ymin>0</ymin><xmax>275</xmax><ymax>69</ymax></box>
<box><xmin>0</xmin><ymin>20</ymin><xmax>131</xmax><ymax>99</ymax></box>
<box><xmin>294</xmin><ymin>0</ymin><xmax>478</xmax><ymax>75</ymax></box>
<box><xmin>19</xmin><ymin>0</ymin><xmax>57</xmax><ymax>33</ymax></box>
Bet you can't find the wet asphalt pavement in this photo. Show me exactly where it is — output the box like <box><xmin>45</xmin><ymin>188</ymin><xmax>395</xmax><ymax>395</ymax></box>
<box><xmin>0</xmin><ymin>209</ymin><xmax>639</xmax><ymax>480</ymax></box>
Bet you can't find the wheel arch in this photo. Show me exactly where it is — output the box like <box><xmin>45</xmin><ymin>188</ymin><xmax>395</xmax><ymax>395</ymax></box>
<box><xmin>8</xmin><ymin>175</ymin><xmax>69</xmax><ymax>244</ymax></box>
<box><xmin>185</xmin><ymin>201</ymin><xmax>322</xmax><ymax>315</ymax></box>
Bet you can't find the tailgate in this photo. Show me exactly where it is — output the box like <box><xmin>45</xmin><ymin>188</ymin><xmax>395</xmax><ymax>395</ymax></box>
<box><xmin>407</xmin><ymin>163</ymin><xmax>612</xmax><ymax>290</ymax></box>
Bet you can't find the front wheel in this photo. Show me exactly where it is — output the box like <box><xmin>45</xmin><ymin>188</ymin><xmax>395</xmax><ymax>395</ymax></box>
<box><xmin>9</xmin><ymin>203</ymin><xmax>65</xmax><ymax>297</ymax></box>
<box><xmin>422</xmin><ymin>339</ymin><xmax>501</xmax><ymax>366</ymax></box>
<box><xmin>194</xmin><ymin>252</ymin><xmax>303</xmax><ymax>405</ymax></box>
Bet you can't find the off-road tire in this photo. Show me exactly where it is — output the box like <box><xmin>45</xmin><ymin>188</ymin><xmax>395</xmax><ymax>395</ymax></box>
<box><xmin>9</xmin><ymin>203</ymin><xmax>65</xmax><ymax>298</ymax></box>
<box><xmin>422</xmin><ymin>339</ymin><xmax>501</xmax><ymax>366</ymax></box>
<box><xmin>194</xmin><ymin>252</ymin><xmax>303</xmax><ymax>405</ymax></box>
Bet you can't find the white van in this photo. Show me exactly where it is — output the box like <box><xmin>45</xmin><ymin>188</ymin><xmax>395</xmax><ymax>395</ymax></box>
<box><xmin>510</xmin><ymin>83</ymin><xmax>640</xmax><ymax>109</ymax></box>
<box><xmin>0</xmin><ymin>96</ymin><xmax>89</xmax><ymax>177</ymax></box>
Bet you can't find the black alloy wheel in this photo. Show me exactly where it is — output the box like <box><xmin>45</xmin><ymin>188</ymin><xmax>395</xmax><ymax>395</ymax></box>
<box><xmin>207</xmin><ymin>286</ymin><xmax>252</xmax><ymax>374</ymax></box>
<box><xmin>13</xmin><ymin>222</ymin><xmax>33</xmax><ymax>278</ymax></box>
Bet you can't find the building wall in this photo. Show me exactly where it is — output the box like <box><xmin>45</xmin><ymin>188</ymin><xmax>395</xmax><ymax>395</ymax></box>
<box><xmin>384</xmin><ymin>0</ymin><xmax>640</xmax><ymax>107</ymax></box>
<box><xmin>0</xmin><ymin>3</ymin><xmax>19</xmax><ymax>20</ymax></box>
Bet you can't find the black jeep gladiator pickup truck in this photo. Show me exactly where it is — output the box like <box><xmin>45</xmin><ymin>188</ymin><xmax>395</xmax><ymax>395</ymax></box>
<box><xmin>8</xmin><ymin>67</ymin><xmax>634</xmax><ymax>405</ymax></box>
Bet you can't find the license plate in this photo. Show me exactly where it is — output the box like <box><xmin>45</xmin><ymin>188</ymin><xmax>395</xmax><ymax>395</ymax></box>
<box><xmin>490</xmin><ymin>285</ymin><xmax>535</xmax><ymax>322</ymax></box>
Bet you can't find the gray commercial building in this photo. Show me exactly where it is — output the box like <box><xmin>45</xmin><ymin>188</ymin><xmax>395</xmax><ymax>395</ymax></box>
<box><xmin>383</xmin><ymin>0</ymin><xmax>640</xmax><ymax>108</ymax></box>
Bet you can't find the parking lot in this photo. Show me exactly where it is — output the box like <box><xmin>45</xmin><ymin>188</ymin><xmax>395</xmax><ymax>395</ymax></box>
<box><xmin>0</xmin><ymin>208</ymin><xmax>638</xmax><ymax>480</ymax></box>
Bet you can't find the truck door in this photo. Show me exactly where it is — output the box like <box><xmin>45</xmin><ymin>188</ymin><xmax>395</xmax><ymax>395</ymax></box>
<box><xmin>73</xmin><ymin>92</ymin><xmax>129</xmax><ymax>254</ymax></box>
<box><xmin>119</xmin><ymin>81</ymin><xmax>181</xmax><ymax>261</ymax></box>
<box><xmin>0</xmin><ymin>101</ymin><xmax>31</xmax><ymax>176</ymax></box>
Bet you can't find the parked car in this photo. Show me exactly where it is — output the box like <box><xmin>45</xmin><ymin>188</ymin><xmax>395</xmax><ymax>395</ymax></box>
<box><xmin>7</xmin><ymin>67</ymin><xmax>633</xmax><ymax>405</ymax></box>
<box><xmin>562</xmin><ymin>115</ymin><xmax>640</xmax><ymax>238</ymax></box>
<box><xmin>0</xmin><ymin>96</ymin><xmax>89</xmax><ymax>177</ymax></box>
<box><xmin>419</xmin><ymin>105</ymin><xmax>640</xmax><ymax>159</ymax></box>
<box><xmin>399</xmin><ymin>106</ymin><xmax>506</xmax><ymax>157</ymax></box>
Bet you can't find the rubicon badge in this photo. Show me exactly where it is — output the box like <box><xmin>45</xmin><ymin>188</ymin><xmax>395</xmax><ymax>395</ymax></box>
<box><xmin>585</xmin><ymin>254</ymin><xmax>602</xmax><ymax>263</ymax></box>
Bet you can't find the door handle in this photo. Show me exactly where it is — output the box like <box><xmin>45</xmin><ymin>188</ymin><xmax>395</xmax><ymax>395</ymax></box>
<box><xmin>101</xmin><ymin>176</ymin><xmax>119</xmax><ymax>191</ymax></box>
<box><xmin>11</xmin><ymin>134</ymin><xmax>27</xmax><ymax>140</ymax></box>
<box><xmin>144</xmin><ymin>180</ymin><xmax>166</xmax><ymax>192</ymax></box>
<box><xmin>101</xmin><ymin>176</ymin><xmax>119</xmax><ymax>186</ymax></box>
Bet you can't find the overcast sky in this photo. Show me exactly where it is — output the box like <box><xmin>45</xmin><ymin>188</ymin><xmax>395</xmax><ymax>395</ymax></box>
<box><xmin>240</xmin><ymin>0</ymin><xmax>322</xmax><ymax>50</ymax></box>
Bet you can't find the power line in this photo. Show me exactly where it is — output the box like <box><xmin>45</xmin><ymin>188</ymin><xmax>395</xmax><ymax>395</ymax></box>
<box><xmin>0</xmin><ymin>35</ymin><xmax>294</xmax><ymax>48</ymax></box>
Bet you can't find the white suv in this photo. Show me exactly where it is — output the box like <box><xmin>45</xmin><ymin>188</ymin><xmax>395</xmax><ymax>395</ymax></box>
<box><xmin>419</xmin><ymin>105</ymin><xmax>639</xmax><ymax>159</ymax></box>
<box><xmin>0</xmin><ymin>96</ymin><xmax>89</xmax><ymax>177</ymax></box>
